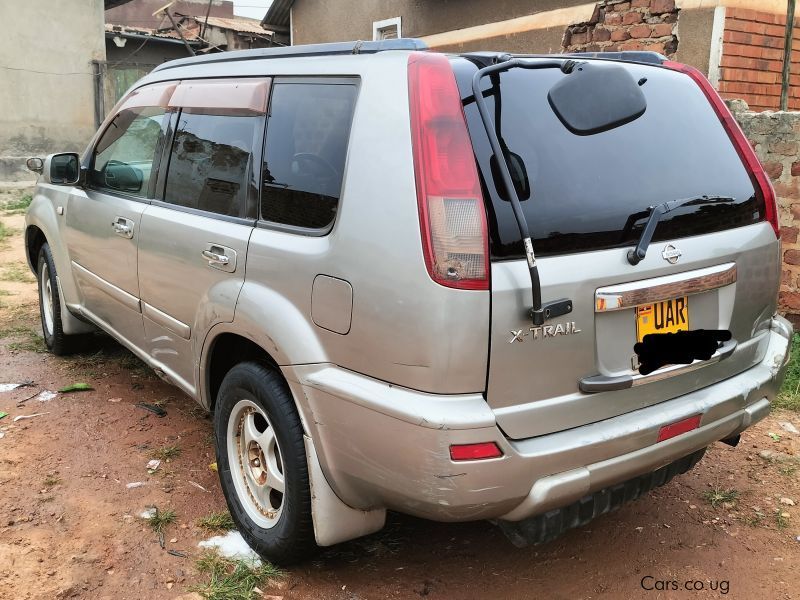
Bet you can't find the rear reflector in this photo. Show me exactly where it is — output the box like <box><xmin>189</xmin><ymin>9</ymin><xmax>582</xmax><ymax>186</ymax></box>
<box><xmin>663</xmin><ymin>61</ymin><xmax>780</xmax><ymax>239</ymax></box>
<box><xmin>657</xmin><ymin>414</ymin><xmax>702</xmax><ymax>442</ymax></box>
<box><xmin>408</xmin><ymin>52</ymin><xmax>490</xmax><ymax>290</ymax></box>
<box><xmin>449</xmin><ymin>442</ymin><xmax>503</xmax><ymax>461</ymax></box>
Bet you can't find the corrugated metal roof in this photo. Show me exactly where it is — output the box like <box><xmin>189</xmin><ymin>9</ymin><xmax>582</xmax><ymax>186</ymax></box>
<box><xmin>199</xmin><ymin>15</ymin><xmax>269</xmax><ymax>35</ymax></box>
<box><xmin>105</xmin><ymin>23</ymin><xmax>187</xmax><ymax>41</ymax></box>
<box><xmin>261</xmin><ymin>0</ymin><xmax>293</xmax><ymax>30</ymax></box>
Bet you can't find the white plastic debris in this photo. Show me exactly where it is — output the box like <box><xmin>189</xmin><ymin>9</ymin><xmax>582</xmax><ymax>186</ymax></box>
<box><xmin>37</xmin><ymin>391</ymin><xmax>57</xmax><ymax>403</ymax></box>
<box><xmin>189</xmin><ymin>480</ymin><xmax>209</xmax><ymax>493</ymax></box>
<box><xmin>13</xmin><ymin>412</ymin><xmax>48</xmax><ymax>422</ymax></box>
<box><xmin>127</xmin><ymin>482</ymin><xmax>147</xmax><ymax>489</ymax></box>
<box><xmin>146</xmin><ymin>459</ymin><xmax>161</xmax><ymax>472</ymax></box>
<box><xmin>778</xmin><ymin>421</ymin><xmax>799</xmax><ymax>435</ymax></box>
<box><xmin>139</xmin><ymin>507</ymin><xmax>157</xmax><ymax>519</ymax></box>
<box><xmin>0</xmin><ymin>384</ymin><xmax>22</xmax><ymax>393</ymax></box>
<box><xmin>198</xmin><ymin>531</ymin><xmax>260</xmax><ymax>566</ymax></box>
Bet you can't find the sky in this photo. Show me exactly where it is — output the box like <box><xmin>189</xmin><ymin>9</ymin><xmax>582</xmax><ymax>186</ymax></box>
<box><xmin>232</xmin><ymin>0</ymin><xmax>272</xmax><ymax>20</ymax></box>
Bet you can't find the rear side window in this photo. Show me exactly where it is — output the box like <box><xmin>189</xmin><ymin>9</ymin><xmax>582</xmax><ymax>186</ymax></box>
<box><xmin>90</xmin><ymin>106</ymin><xmax>165</xmax><ymax>197</ymax></box>
<box><xmin>452</xmin><ymin>59</ymin><xmax>761</xmax><ymax>259</ymax></box>
<box><xmin>163</xmin><ymin>112</ymin><xmax>259</xmax><ymax>217</ymax></box>
<box><xmin>261</xmin><ymin>81</ymin><xmax>357</xmax><ymax>230</ymax></box>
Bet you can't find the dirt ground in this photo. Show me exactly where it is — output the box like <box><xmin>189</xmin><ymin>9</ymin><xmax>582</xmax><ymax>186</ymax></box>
<box><xmin>1</xmin><ymin>190</ymin><xmax>799</xmax><ymax>600</ymax></box>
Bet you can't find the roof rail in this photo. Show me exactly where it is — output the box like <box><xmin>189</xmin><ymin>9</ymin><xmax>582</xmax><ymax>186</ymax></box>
<box><xmin>152</xmin><ymin>38</ymin><xmax>429</xmax><ymax>72</ymax></box>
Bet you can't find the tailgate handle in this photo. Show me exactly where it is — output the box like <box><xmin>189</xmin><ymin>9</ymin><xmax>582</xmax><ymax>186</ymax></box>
<box><xmin>579</xmin><ymin>339</ymin><xmax>738</xmax><ymax>393</ymax></box>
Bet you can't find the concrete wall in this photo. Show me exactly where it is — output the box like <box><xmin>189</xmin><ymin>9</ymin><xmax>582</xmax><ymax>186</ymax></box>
<box><xmin>291</xmin><ymin>0</ymin><xmax>590</xmax><ymax>45</ymax></box>
<box><xmin>730</xmin><ymin>100</ymin><xmax>800</xmax><ymax>324</ymax></box>
<box><xmin>0</xmin><ymin>0</ymin><xmax>106</xmax><ymax>181</ymax></box>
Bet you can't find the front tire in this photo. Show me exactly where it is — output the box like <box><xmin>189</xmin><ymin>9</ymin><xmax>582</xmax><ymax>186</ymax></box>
<box><xmin>37</xmin><ymin>244</ymin><xmax>86</xmax><ymax>355</ymax></box>
<box><xmin>214</xmin><ymin>362</ymin><xmax>317</xmax><ymax>565</ymax></box>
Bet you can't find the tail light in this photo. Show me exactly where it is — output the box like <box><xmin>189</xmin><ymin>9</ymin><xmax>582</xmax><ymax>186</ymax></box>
<box><xmin>449</xmin><ymin>442</ymin><xmax>503</xmax><ymax>461</ymax></box>
<box><xmin>408</xmin><ymin>52</ymin><xmax>490</xmax><ymax>290</ymax></box>
<box><xmin>663</xmin><ymin>61</ymin><xmax>780</xmax><ymax>239</ymax></box>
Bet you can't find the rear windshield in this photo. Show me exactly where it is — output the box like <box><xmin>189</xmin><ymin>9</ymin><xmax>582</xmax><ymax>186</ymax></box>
<box><xmin>451</xmin><ymin>58</ymin><xmax>762</xmax><ymax>260</ymax></box>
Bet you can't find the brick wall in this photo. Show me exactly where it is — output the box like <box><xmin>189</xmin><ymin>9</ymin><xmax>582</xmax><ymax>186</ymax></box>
<box><xmin>562</xmin><ymin>0</ymin><xmax>679</xmax><ymax>56</ymax></box>
<box><xmin>718</xmin><ymin>8</ymin><xmax>799</xmax><ymax>112</ymax></box>
<box><xmin>729</xmin><ymin>99</ymin><xmax>800</xmax><ymax>322</ymax></box>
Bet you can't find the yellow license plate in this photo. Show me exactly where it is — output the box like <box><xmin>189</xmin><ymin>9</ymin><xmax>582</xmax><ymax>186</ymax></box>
<box><xmin>636</xmin><ymin>297</ymin><xmax>689</xmax><ymax>343</ymax></box>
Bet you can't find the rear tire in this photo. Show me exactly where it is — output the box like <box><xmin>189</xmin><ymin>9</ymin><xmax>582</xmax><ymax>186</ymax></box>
<box><xmin>214</xmin><ymin>361</ymin><xmax>318</xmax><ymax>565</ymax></box>
<box><xmin>37</xmin><ymin>244</ymin><xmax>87</xmax><ymax>355</ymax></box>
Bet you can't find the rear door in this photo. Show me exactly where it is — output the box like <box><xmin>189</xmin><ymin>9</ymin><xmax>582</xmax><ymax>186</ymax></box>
<box><xmin>136</xmin><ymin>79</ymin><xmax>267</xmax><ymax>396</ymax></box>
<box><xmin>452</xmin><ymin>58</ymin><xmax>780</xmax><ymax>440</ymax></box>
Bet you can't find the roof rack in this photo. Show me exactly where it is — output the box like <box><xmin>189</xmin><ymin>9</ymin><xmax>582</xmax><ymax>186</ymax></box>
<box><xmin>152</xmin><ymin>38</ymin><xmax>429</xmax><ymax>72</ymax></box>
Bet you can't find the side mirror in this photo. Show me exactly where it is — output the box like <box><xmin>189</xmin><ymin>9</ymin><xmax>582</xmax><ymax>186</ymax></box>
<box><xmin>104</xmin><ymin>160</ymin><xmax>143</xmax><ymax>193</ymax></box>
<box><xmin>548</xmin><ymin>62</ymin><xmax>647</xmax><ymax>135</ymax></box>
<box><xmin>26</xmin><ymin>157</ymin><xmax>44</xmax><ymax>174</ymax></box>
<box><xmin>50</xmin><ymin>153</ymin><xmax>81</xmax><ymax>185</ymax></box>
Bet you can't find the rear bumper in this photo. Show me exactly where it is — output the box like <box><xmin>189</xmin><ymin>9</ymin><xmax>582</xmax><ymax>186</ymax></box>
<box><xmin>285</xmin><ymin>315</ymin><xmax>792</xmax><ymax>523</ymax></box>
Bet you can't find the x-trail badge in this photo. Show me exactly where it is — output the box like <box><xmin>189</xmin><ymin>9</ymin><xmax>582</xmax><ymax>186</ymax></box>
<box><xmin>661</xmin><ymin>244</ymin><xmax>681</xmax><ymax>264</ymax></box>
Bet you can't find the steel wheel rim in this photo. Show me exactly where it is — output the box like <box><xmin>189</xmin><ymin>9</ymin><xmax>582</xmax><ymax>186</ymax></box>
<box><xmin>227</xmin><ymin>398</ymin><xmax>285</xmax><ymax>528</ymax></box>
<box><xmin>41</xmin><ymin>263</ymin><xmax>54</xmax><ymax>336</ymax></box>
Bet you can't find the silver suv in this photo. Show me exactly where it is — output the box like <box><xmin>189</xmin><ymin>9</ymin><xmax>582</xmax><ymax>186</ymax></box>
<box><xmin>24</xmin><ymin>39</ymin><xmax>792</xmax><ymax>564</ymax></box>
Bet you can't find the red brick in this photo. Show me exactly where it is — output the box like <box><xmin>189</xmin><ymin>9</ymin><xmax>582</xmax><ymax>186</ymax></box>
<box><xmin>765</xmin><ymin>23</ymin><xmax>786</xmax><ymax>37</ymax></box>
<box><xmin>619</xmin><ymin>39</ymin><xmax>646</xmax><ymax>51</ymax></box>
<box><xmin>571</xmin><ymin>31</ymin><xmax>589</xmax><ymax>45</ymax></box>
<box><xmin>629</xmin><ymin>24</ymin><xmax>652</xmax><ymax>38</ymax></box>
<box><xmin>720</xmin><ymin>55</ymin><xmax>783</xmax><ymax>72</ymax></box>
<box><xmin>646</xmin><ymin>41</ymin><xmax>667</xmax><ymax>54</ymax></box>
<box><xmin>790</xmin><ymin>203</ymin><xmax>800</xmax><ymax>219</ymax></box>
<box><xmin>613</xmin><ymin>2</ymin><xmax>631</xmax><ymax>11</ymax></box>
<box><xmin>775</xmin><ymin>180</ymin><xmax>800</xmax><ymax>199</ymax></box>
<box><xmin>720</xmin><ymin>67</ymin><xmax>780</xmax><ymax>84</ymax></box>
<box><xmin>782</xmin><ymin>226</ymin><xmax>799</xmax><ymax>243</ymax></box>
<box><xmin>784</xmin><ymin>250</ymin><xmax>800</xmax><ymax>266</ymax></box>
<box><xmin>611</xmin><ymin>28</ymin><xmax>631</xmax><ymax>41</ymax></box>
<box><xmin>726</xmin><ymin>18</ymin><xmax>767</xmax><ymax>35</ymax></box>
<box><xmin>770</xmin><ymin>141</ymin><xmax>800</xmax><ymax>155</ymax></box>
<box><xmin>593</xmin><ymin>27</ymin><xmax>612</xmax><ymax>42</ymax></box>
<box><xmin>724</xmin><ymin>42</ymin><xmax>783</xmax><ymax>61</ymax></box>
<box><xmin>650</xmin><ymin>0</ymin><xmax>676</xmax><ymax>14</ymax></box>
<box><xmin>728</xmin><ymin>7</ymin><xmax>759</xmax><ymax>21</ymax></box>
<box><xmin>779</xmin><ymin>290</ymin><xmax>800</xmax><ymax>309</ymax></box>
<box><xmin>763</xmin><ymin>161</ymin><xmax>784</xmax><ymax>180</ymax></box>
<box><xmin>651</xmin><ymin>22</ymin><xmax>674</xmax><ymax>37</ymax></box>
<box><xmin>792</xmin><ymin>161</ymin><xmax>800</xmax><ymax>176</ymax></box>
<box><xmin>724</xmin><ymin>30</ymin><xmax>784</xmax><ymax>49</ymax></box>
<box><xmin>604</xmin><ymin>12</ymin><xmax>622</xmax><ymax>25</ymax></box>
<box><xmin>622</xmin><ymin>12</ymin><xmax>643</xmax><ymax>25</ymax></box>
<box><xmin>631</xmin><ymin>0</ymin><xmax>649</xmax><ymax>6</ymax></box>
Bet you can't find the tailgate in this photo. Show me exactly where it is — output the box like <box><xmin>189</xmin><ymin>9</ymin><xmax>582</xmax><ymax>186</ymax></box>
<box><xmin>488</xmin><ymin>224</ymin><xmax>779</xmax><ymax>439</ymax></box>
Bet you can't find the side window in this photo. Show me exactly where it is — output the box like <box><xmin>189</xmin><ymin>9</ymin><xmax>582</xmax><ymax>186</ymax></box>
<box><xmin>90</xmin><ymin>106</ymin><xmax>165</xmax><ymax>197</ymax></box>
<box><xmin>261</xmin><ymin>82</ymin><xmax>357</xmax><ymax>230</ymax></box>
<box><xmin>163</xmin><ymin>112</ymin><xmax>258</xmax><ymax>217</ymax></box>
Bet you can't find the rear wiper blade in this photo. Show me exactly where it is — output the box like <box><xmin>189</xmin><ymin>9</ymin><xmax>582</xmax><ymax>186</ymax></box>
<box><xmin>627</xmin><ymin>195</ymin><xmax>736</xmax><ymax>265</ymax></box>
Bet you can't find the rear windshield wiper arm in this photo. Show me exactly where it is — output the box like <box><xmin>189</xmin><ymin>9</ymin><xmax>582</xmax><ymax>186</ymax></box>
<box><xmin>627</xmin><ymin>195</ymin><xmax>736</xmax><ymax>265</ymax></box>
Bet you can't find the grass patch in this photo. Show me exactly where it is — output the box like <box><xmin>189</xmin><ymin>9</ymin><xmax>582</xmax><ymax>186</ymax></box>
<box><xmin>777</xmin><ymin>333</ymin><xmax>800</xmax><ymax>411</ymax></box>
<box><xmin>8</xmin><ymin>330</ymin><xmax>47</xmax><ymax>353</ymax></box>
<box><xmin>2</xmin><ymin>194</ymin><xmax>32</xmax><ymax>214</ymax></box>
<box><xmin>151</xmin><ymin>444</ymin><xmax>181</xmax><ymax>461</ymax></box>
<box><xmin>702</xmin><ymin>488</ymin><xmax>739</xmax><ymax>508</ymax></box>
<box><xmin>197</xmin><ymin>511</ymin><xmax>236</xmax><ymax>533</ymax></box>
<box><xmin>775</xmin><ymin>511</ymin><xmax>790</xmax><ymax>529</ymax></box>
<box><xmin>0</xmin><ymin>221</ymin><xmax>15</xmax><ymax>246</ymax></box>
<box><xmin>1</xmin><ymin>263</ymin><xmax>35</xmax><ymax>284</ymax></box>
<box><xmin>741</xmin><ymin>511</ymin><xmax>765</xmax><ymax>527</ymax></box>
<box><xmin>43</xmin><ymin>475</ymin><xmax>62</xmax><ymax>487</ymax></box>
<box><xmin>778</xmin><ymin>464</ymin><xmax>797</xmax><ymax>477</ymax></box>
<box><xmin>147</xmin><ymin>507</ymin><xmax>176</xmax><ymax>535</ymax></box>
<box><xmin>192</xmin><ymin>552</ymin><xmax>282</xmax><ymax>600</ymax></box>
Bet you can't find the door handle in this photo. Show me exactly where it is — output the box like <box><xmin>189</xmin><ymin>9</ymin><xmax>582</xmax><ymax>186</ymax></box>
<box><xmin>112</xmin><ymin>216</ymin><xmax>134</xmax><ymax>239</ymax></box>
<box><xmin>202</xmin><ymin>249</ymin><xmax>230</xmax><ymax>265</ymax></box>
